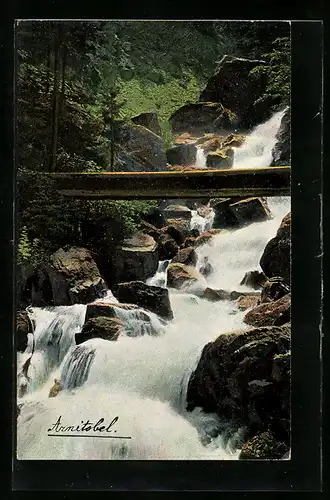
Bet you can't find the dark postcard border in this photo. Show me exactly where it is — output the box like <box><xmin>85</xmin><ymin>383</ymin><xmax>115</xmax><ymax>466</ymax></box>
<box><xmin>7</xmin><ymin>20</ymin><xmax>323</xmax><ymax>492</ymax></box>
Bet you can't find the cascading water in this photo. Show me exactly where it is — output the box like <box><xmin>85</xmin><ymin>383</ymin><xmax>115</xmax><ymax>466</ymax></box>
<box><xmin>195</xmin><ymin>147</ymin><xmax>207</xmax><ymax>169</ymax></box>
<box><xmin>17</xmin><ymin>111</ymin><xmax>290</xmax><ymax>460</ymax></box>
<box><xmin>232</xmin><ymin>109</ymin><xmax>288</xmax><ymax>169</ymax></box>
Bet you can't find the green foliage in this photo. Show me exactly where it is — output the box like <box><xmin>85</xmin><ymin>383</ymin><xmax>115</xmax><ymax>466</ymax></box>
<box><xmin>16</xmin><ymin>21</ymin><xmax>290</xmax><ymax>272</ymax></box>
<box><xmin>117</xmin><ymin>74</ymin><xmax>201</xmax><ymax>145</ymax></box>
<box><xmin>250</xmin><ymin>37</ymin><xmax>291</xmax><ymax>109</ymax></box>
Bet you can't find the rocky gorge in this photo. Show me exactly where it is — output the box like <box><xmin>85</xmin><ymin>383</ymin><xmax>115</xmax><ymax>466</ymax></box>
<box><xmin>16</xmin><ymin>37</ymin><xmax>291</xmax><ymax>460</ymax></box>
<box><xmin>17</xmin><ymin>188</ymin><xmax>291</xmax><ymax>460</ymax></box>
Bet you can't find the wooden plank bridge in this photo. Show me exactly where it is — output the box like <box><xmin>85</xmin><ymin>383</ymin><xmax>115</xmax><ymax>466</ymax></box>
<box><xmin>50</xmin><ymin>166</ymin><xmax>291</xmax><ymax>199</ymax></box>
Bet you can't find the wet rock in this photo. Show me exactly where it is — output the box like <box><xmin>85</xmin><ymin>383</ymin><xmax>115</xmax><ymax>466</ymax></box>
<box><xmin>199</xmin><ymin>257</ymin><xmax>213</xmax><ymax>277</ymax></box>
<box><xmin>261</xmin><ymin>278</ymin><xmax>290</xmax><ymax>303</ymax></box>
<box><xmin>236</xmin><ymin>295</ymin><xmax>261</xmax><ymax>311</ymax></box>
<box><xmin>31</xmin><ymin>247</ymin><xmax>107</xmax><ymax>307</ymax></box>
<box><xmin>186</xmin><ymin>325</ymin><xmax>291</xmax><ymax>445</ymax></box>
<box><xmin>164</xmin><ymin>224</ymin><xmax>187</xmax><ymax>246</ymax></box>
<box><xmin>206</xmin><ymin>147</ymin><xmax>234</xmax><ymax>170</ymax></box>
<box><xmin>213</xmin><ymin>197</ymin><xmax>271</xmax><ymax>229</ymax></box>
<box><xmin>271</xmin><ymin>107</ymin><xmax>291</xmax><ymax>166</ymax></box>
<box><xmin>172</xmin><ymin>247</ymin><xmax>198</xmax><ymax>267</ymax></box>
<box><xmin>169</xmin><ymin>102</ymin><xmax>234</xmax><ymax>134</ymax></box>
<box><xmin>229</xmin><ymin>198</ymin><xmax>272</xmax><ymax>225</ymax></box>
<box><xmin>183</xmin><ymin>236</ymin><xmax>197</xmax><ymax>248</ymax></box>
<box><xmin>131</xmin><ymin>112</ymin><xmax>161</xmax><ymax>136</ymax></box>
<box><xmin>212</xmin><ymin>198</ymin><xmax>239</xmax><ymax>228</ymax></box>
<box><xmin>117</xmin><ymin>123</ymin><xmax>167</xmax><ymax>171</ymax></box>
<box><xmin>85</xmin><ymin>302</ymin><xmax>144</xmax><ymax>322</ymax></box>
<box><xmin>166</xmin><ymin>143</ymin><xmax>197</xmax><ymax>166</ymax></box>
<box><xmin>48</xmin><ymin>378</ymin><xmax>62</xmax><ymax>398</ymax></box>
<box><xmin>199</xmin><ymin>55</ymin><xmax>268</xmax><ymax>129</ymax></box>
<box><xmin>164</xmin><ymin>220</ymin><xmax>191</xmax><ymax>240</ymax></box>
<box><xmin>114</xmin><ymin>281</ymin><xmax>173</xmax><ymax>320</ymax></box>
<box><xmin>239</xmin><ymin>431</ymin><xmax>289</xmax><ymax>460</ymax></box>
<box><xmin>221</xmin><ymin>133</ymin><xmax>246</xmax><ymax>149</ymax></box>
<box><xmin>76</xmin><ymin>316</ymin><xmax>123</xmax><ymax>344</ymax></box>
<box><xmin>197</xmin><ymin>136</ymin><xmax>223</xmax><ymax>153</ymax></box>
<box><xmin>167</xmin><ymin>263</ymin><xmax>201</xmax><ymax>291</ymax></box>
<box><xmin>260</xmin><ymin>212</ymin><xmax>291</xmax><ymax>285</ymax></box>
<box><xmin>240</xmin><ymin>270</ymin><xmax>267</xmax><ymax>290</ymax></box>
<box><xmin>194</xmin><ymin>229</ymin><xmax>224</xmax><ymax>247</ymax></box>
<box><xmin>16</xmin><ymin>311</ymin><xmax>33</xmax><ymax>352</ymax></box>
<box><xmin>141</xmin><ymin>221</ymin><xmax>163</xmax><ymax>241</ymax></box>
<box><xmin>163</xmin><ymin>205</ymin><xmax>192</xmax><ymax>221</ymax></box>
<box><xmin>244</xmin><ymin>294</ymin><xmax>291</xmax><ymax>327</ymax></box>
<box><xmin>157</xmin><ymin>233</ymin><xmax>179</xmax><ymax>260</ymax></box>
<box><xmin>115</xmin><ymin>232</ymin><xmax>159</xmax><ymax>283</ymax></box>
<box><xmin>203</xmin><ymin>287</ymin><xmax>231</xmax><ymax>301</ymax></box>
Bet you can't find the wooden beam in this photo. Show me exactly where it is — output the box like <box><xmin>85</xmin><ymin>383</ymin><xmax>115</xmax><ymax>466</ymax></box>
<box><xmin>49</xmin><ymin>166</ymin><xmax>291</xmax><ymax>199</ymax></box>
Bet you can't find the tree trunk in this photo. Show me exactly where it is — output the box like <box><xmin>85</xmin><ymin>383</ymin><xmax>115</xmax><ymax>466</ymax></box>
<box><xmin>61</xmin><ymin>38</ymin><xmax>67</xmax><ymax>97</ymax></box>
<box><xmin>110</xmin><ymin>120</ymin><xmax>115</xmax><ymax>171</ymax></box>
<box><xmin>49</xmin><ymin>23</ymin><xmax>61</xmax><ymax>172</ymax></box>
<box><xmin>45</xmin><ymin>23</ymin><xmax>52</xmax><ymax>95</ymax></box>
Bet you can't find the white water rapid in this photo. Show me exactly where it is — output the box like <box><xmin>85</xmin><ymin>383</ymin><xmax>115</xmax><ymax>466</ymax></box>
<box><xmin>17</xmin><ymin>112</ymin><xmax>290</xmax><ymax>461</ymax></box>
<box><xmin>232</xmin><ymin>108</ymin><xmax>288</xmax><ymax>169</ymax></box>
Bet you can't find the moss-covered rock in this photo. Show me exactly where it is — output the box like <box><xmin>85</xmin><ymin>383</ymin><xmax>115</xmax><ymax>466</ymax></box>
<box><xmin>186</xmin><ymin>325</ymin><xmax>291</xmax><ymax>445</ymax></box>
<box><xmin>260</xmin><ymin>212</ymin><xmax>291</xmax><ymax>286</ymax></box>
<box><xmin>239</xmin><ymin>431</ymin><xmax>289</xmax><ymax>460</ymax></box>
<box><xmin>206</xmin><ymin>147</ymin><xmax>234</xmax><ymax>170</ymax></box>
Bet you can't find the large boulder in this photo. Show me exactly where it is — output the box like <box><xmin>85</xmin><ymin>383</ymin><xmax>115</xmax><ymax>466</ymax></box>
<box><xmin>157</xmin><ymin>233</ymin><xmax>179</xmax><ymax>260</ymax></box>
<box><xmin>164</xmin><ymin>224</ymin><xmax>186</xmax><ymax>246</ymax></box>
<box><xmin>31</xmin><ymin>247</ymin><xmax>107</xmax><ymax>307</ymax></box>
<box><xmin>16</xmin><ymin>311</ymin><xmax>33</xmax><ymax>352</ymax></box>
<box><xmin>172</xmin><ymin>247</ymin><xmax>198</xmax><ymax>267</ymax></box>
<box><xmin>229</xmin><ymin>198</ymin><xmax>272</xmax><ymax>225</ymax></box>
<box><xmin>186</xmin><ymin>325</ymin><xmax>291</xmax><ymax>445</ymax></box>
<box><xmin>199</xmin><ymin>55</ymin><xmax>268</xmax><ymax>129</ymax></box>
<box><xmin>164</xmin><ymin>220</ymin><xmax>191</xmax><ymax>240</ymax></box>
<box><xmin>244</xmin><ymin>294</ymin><xmax>291</xmax><ymax>327</ymax></box>
<box><xmin>212</xmin><ymin>198</ymin><xmax>242</xmax><ymax>228</ymax></box>
<box><xmin>261</xmin><ymin>278</ymin><xmax>290</xmax><ymax>303</ymax></box>
<box><xmin>117</xmin><ymin>123</ymin><xmax>168</xmax><ymax>171</ymax></box>
<box><xmin>85</xmin><ymin>302</ymin><xmax>146</xmax><ymax>322</ymax></box>
<box><xmin>236</xmin><ymin>295</ymin><xmax>261</xmax><ymax>311</ymax></box>
<box><xmin>271</xmin><ymin>107</ymin><xmax>291</xmax><ymax>166</ymax></box>
<box><xmin>163</xmin><ymin>204</ymin><xmax>192</xmax><ymax>221</ymax></box>
<box><xmin>142</xmin><ymin>207</ymin><xmax>167</xmax><ymax>228</ymax></box>
<box><xmin>212</xmin><ymin>197</ymin><xmax>271</xmax><ymax>229</ymax></box>
<box><xmin>239</xmin><ymin>431</ymin><xmax>289</xmax><ymax>460</ymax></box>
<box><xmin>206</xmin><ymin>147</ymin><xmax>234</xmax><ymax>170</ymax></box>
<box><xmin>131</xmin><ymin>112</ymin><xmax>162</xmax><ymax>136</ymax></box>
<box><xmin>114</xmin><ymin>232</ymin><xmax>159</xmax><ymax>283</ymax></box>
<box><xmin>76</xmin><ymin>317</ymin><xmax>124</xmax><ymax>344</ymax></box>
<box><xmin>114</xmin><ymin>281</ymin><xmax>173</xmax><ymax>320</ymax></box>
<box><xmin>166</xmin><ymin>143</ymin><xmax>197</xmax><ymax>166</ymax></box>
<box><xmin>167</xmin><ymin>263</ymin><xmax>203</xmax><ymax>291</ymax></box>
<box><xmin>260</xmin><ymin>212</ymin><xmax>291</xmax><ymax>285</ymax></box>
<box><xmin>240</xmin><ymin>270</ymin><xmax>267</xmax><ymax>290</ymax></box>
<box><xmin>169</xmin><ymin>102</ymin><xmax>235</xmax><ymax>134</ymax></box>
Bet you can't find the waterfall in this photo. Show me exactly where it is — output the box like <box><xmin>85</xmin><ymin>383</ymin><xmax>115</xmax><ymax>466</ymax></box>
<box><xmin>190</xmin><ymin>209</ymin><xmax>215</xmax><ymax>233</ymax></box>
<box><xmin>195</xmin><ymin>147</ymin><xmax>207</xmax><ymax>169</ymax></box>
<box><xmin>17</xmin><ymin>110</ymin><xmax>291</xmax><ymax>460</ymax></box>
<box><xmin>17</xmin><ymin>304</ymin><xmax>87</xmax><ymax>396</ymax></box>
<box><xmin>147</xmin><ymin>260</ymin><xmax>169</xmax><ymax>288</ymax></box>
<box><xmin>232</xmin><ymin>109</ymin><xmax>287</xmax><ymax>169</ymax></box>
